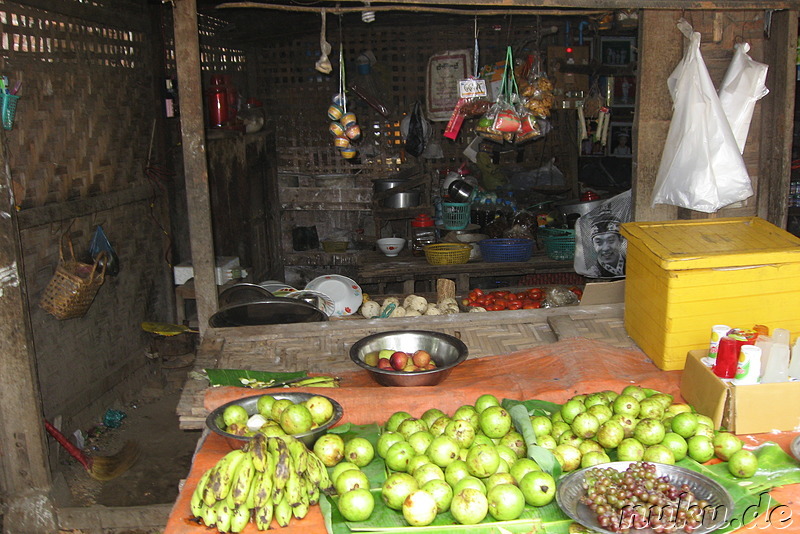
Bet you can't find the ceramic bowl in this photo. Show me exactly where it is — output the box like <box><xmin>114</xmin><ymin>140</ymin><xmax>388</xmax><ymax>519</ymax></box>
<box><xmin>349</xmin><ymin>330</ymin><xmax>468</xmax><ymax>387</ymax></box>
<box><xmin>376</xmin><ymin>237</ymin><xmax>406</xmax><ymax>257</ymax></box>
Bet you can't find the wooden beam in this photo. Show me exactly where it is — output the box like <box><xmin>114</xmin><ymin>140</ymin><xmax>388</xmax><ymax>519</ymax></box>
<box><xmin>632</xmin><ymin>9</ymin><xmax>682</xmax><ymax>222</ymax></box>
<box><xmin>0</xmin><ymin>129</ymin><xmax>57</xmax><ymax>529</ymax></box>
<box><xmin>216</xmin><ymin>0</ymin><xmax>800</xmax><ymax>12</ymax></box>
<box><xmin>174</xmin><ymin>0</ymin><xmax>218</xmax><ymax>336</ymax></box>
<box><xmin>758</xmin><ymin>9</ymin><xmax>797</xmax><ymax>227</ymax></box>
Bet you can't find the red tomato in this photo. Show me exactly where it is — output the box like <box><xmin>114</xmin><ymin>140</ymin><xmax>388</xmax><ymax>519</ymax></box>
<box><xmin>507</xmin><ymin>301</ymin><xmax>522</xmax><ymax>310</ymax></box>
<box><xmin>569</xmin><ymin>286</ymin><xmax>583</xmax><ymax>299</ymax></box>
<box><xmin>493</xmin><ymin>299</ymin><xmax>509</xmax><ymax>309</ymax></box>
<box><xmin>523</xmin><ymin>301</ymin><xmax>542</xmax><ymax>309</ymax></box>
<box><xmin>527</xmin><ymin>288</ymin><xmax>544</xmax><ymax>300</ymax></box>
<box><xmin>487</xmin><ymin>305</ymin><xmax>503</xmax><ymax>311</ymax></box>
<box><xmin>470</xmin><ymin>288</ymin><xmax>484</xmax><ymax>298</ymax></box>
<box><xmin>515</xmin><ymin>292</ymin><xmax>528</xmax><ymax>300</ymax></box>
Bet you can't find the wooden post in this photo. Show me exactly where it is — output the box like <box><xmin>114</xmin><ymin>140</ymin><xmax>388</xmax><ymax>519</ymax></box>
<box><xmin>174</xmin><ymin>0</ymin><xmax>218</xmax><ymax>334</ymax></box>
<box><xmin>758</xmin><ymin>9</ymin><xmax>797</xmax><ymax>227</ymax></box>
<box><xmin>0</xmin><ymin>142</ymin><xmax>56</xmax><ymax>529</ymax></box>
<box><xmin>632</xmin><ymin>9</ymin><xmax>683</xmax><ymax>222</ymax></box>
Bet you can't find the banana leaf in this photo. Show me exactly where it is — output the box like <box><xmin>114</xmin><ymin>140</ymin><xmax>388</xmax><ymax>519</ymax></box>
<box><xmin>203</xmin><ymin>368</ymin><xmax>307</xmax><ymax>387</ymax></box>
<box><xmin>503</xmin><ymin>398</ymin><xmax>562</xmax><ymax>480</ymax></box>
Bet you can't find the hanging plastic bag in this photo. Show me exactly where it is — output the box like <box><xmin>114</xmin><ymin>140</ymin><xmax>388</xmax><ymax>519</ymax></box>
<box><xmin>718</xmin><ymin>42</ymin><xmax>769</xmax><ymax>153</ymax></box>
<box><xmin>89</xmin><ymin>225</ymin><xmax>120</xmax><ymax>276</ymax></box>
<box><xmin>651</xmin><ymin>20</ymin><xmax>753</xmax><ymax>213</ymax></box>
<box><xmin>574</xmin><ymin>190</ymin><xmax>632</xmax><ymax>279</ymax></box>
<box><xmin>402</xmin><ymin>101</ymin><xmax>428</xmax><ymax>157</ymax></box>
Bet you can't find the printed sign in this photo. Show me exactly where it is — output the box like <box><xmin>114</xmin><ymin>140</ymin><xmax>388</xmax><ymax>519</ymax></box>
<box><xmin>426</xmin><ymin>50</ymin><xmax>471</xmax><ymax>121</ymax></box>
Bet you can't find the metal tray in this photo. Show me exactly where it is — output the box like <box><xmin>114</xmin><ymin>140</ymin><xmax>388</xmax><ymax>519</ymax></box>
<box><xmin>556</xmin><ymin>461</ymin><xmax>735</xmax><ymax>534</ymax></box>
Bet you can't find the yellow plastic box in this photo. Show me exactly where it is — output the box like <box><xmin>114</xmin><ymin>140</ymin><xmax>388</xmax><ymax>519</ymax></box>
<box><xmin>620</xmin><ymin>217</ymin><xmax>800</xmax><ymax>370</ymax></box>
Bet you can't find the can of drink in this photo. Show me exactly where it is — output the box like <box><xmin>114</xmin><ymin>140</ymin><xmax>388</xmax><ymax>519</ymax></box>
<box><xmin>705</xmin><ymin>325</ymin><xmax>731</xmax><ymax>366</ymax></box>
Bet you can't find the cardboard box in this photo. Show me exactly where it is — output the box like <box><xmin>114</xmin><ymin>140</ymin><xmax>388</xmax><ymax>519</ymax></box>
<box><xmin>621</xmin><ymin>217</ymin><xmax>800</xmax><ymax>371</ymax></box>
<box><xmin>680</xmin><ymin>349</ymin><xmax>800</xmax><ymax>434</ymax></box>
<box><xmin>173</xmin><ymin>256</ymin><xmax>243</xmax><ymax>286</ymax></box>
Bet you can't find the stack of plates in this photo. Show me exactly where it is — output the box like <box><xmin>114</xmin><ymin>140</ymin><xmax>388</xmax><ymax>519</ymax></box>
<box><xmin>305</xmin><ymin>275</ymin><xmax>362</xmax><ymax>317</ymax></box>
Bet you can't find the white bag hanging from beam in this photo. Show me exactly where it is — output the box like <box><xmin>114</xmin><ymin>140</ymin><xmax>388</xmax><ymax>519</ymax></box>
<box><xmin>651</xmin><ymin>20</ymin><xmax>753</xmax><ymax>213</ymax></box>
<box><xmin>718</xmin><ymin>42</ymin><xmax>769</xmax><ymax>153</ymax></box>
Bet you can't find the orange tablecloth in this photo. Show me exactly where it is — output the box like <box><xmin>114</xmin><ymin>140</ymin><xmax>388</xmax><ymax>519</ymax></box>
<box><xmin>165</xmin><ymin>338</ymin><xmax>800</xmax><ymax>533</ymax></box>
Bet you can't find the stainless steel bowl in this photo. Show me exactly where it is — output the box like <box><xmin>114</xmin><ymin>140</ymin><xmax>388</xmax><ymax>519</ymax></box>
<box><xmin>557</xmin><ymin>461</ymin><xmax>735</xmax><ymax>534</ymax></box>
<box><xmin>206</xmin><ymin>392</ymin><xmax>344</xmax><ymax>450</ymax></box>
<box><xmin>349</xmin><ymin>330</ymin><xmax>468</xmax><ymax>387</ymax></box>
<box><xmin>209</xmin><ymin>297</ymin><xmax>328</xmax><ymax>327</ymax></box>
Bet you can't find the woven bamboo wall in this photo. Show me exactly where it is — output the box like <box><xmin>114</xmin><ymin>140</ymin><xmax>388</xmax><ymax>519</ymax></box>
<box><xmin>252</xmin><ymin>16</ymin><xmax>564</xmax><ymax>176</ymax></box>
<box><xmin>3</xmin><ymin>1</ymin><xmax>173</xmax><ymax>431</ymax></box>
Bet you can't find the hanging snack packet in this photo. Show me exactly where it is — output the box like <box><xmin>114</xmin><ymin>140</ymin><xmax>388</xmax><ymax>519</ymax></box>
<box><xmin>475</xmin><ymin>101</ymin><xmax>503</xmax><ymax>143</ymax></box>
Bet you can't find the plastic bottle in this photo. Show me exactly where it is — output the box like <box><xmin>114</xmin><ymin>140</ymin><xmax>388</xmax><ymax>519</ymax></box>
<box><xmin>733</xmin><ymin>345</ymin><xmax>762</xmax><ymax>386</ymax></box>
<box><xmin>762</xmin><ymin>340</ymin><xmax>790</xmax><ymax>383</ymax></box>
<box><xmin>206</xmin><ymin>76</ymin><xmax>228</xmax><ymax>128</ymax></box>
<box><xmin>789</xmin><ymin>338</ymin><xmax>800</xmax><ymax>380</ymax></box>
<box><xmin>755</xmin><ymin>335</ymin><xmax>773</xmax><ymax>380</ymax></box>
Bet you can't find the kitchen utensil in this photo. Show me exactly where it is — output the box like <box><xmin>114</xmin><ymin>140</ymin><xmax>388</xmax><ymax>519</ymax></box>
<box><xmin>206</xmin><ymin>392</ymin><xmax>343</xmax><ymax>449</ymax></box>
<box><xmin>217</xmin><ymin>282</ymin><xmax>273</xmax><ymax>309</ymax></box>
<box><xmin>286</xmin><ymin>289</ymin><xmax>336</xmax><ymax>316</ymax></box>
<box><xmin>350</xmin><ymin>330</ymin><xmax>468</xmax><ymax>387</ymax></box>
<box><xmin>44</xmin><ymin>420</ymin><xmax>140</xmax><ymax>481</ymax></box>
<box><xmin>556</xmin><ymin>461</ymin><xmax>735</xmax><ymax>534</ymax></box>
<box><xmin>382</xmin><ymin>191</ymin><xmax>420</xmax><ymax>209</ymax></box>
<box><xmin>208</xmin><ymin>297</ymin><xmax>327</xmax><ymax>327</ymax></box>
<box><xmin>447</xmin><ymin>179</ymin><xmax>476</xmax><ymax>203</ymax></box>
<box><xmin>305</xmin><ymin>274</ymin><xmax>362</xmax><ymax>317</ymax></box>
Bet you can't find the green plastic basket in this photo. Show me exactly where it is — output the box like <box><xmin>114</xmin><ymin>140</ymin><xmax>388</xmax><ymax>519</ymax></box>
<box><xmin>542</xmin><ymin>234</ymin><xmax>576</xmax><ymax>261</ymax></box>
<box><xmin>442</xmin><ymin>202</ymin><xmax>470</xmax><ymax>230</ymax></box>
<box><xmin>2</xmin><ymin>93</ymin><xmax>19</xmax><ymax>131</ymax></box>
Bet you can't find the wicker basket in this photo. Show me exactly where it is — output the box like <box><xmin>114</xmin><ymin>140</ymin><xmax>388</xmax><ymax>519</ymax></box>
<box><xmin>423</xmin><ymin>243</ymin><xmax>472</xmax><ymax>265</ymax></box>
<box><xmin>478</xmin><ymin>238</ymin><xmax>535</xmax><ymax>263</ymax></box>
<box><xmin>39</xmin><ymin>236</ymin><xmax>106</xmax><ymax>320</ymax></box>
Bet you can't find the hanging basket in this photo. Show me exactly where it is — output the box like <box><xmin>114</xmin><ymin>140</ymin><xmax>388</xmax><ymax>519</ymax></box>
<box><xmin>39</xmin><ymin>235</ymin><xmax>106</xmax><ymax>320</ymax></box>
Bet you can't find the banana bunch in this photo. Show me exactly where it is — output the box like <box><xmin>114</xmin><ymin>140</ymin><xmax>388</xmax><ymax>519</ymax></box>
<box><xmin>288</xmin><ymin>375</ymin><xmax>340</xmax><ymax>388</ymax></box>
<box><xmin>190</xmin><ymin>433</ymin><xmax>335</xmax><ymax>532</ymax></box>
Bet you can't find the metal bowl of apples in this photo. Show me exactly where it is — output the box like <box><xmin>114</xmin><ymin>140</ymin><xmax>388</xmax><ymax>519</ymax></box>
<box><xmin>206</xmin><ymin>392</ymin><xmax>344</xmax><ymax>450</ymax></box>
<box><xmin>349</xmin><ymin>330</ymin><xmax>469</xmax><ymax>387</ymax></box>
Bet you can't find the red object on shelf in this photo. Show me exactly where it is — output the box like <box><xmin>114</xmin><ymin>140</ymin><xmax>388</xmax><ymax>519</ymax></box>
<box><xmin>206</xmin><ymin>82</ymin><xmax>228</xmax><ymax>128</ymax></box>
<box><xmin>713</xmin><ymin>336</ymin><xmax>741</xmax><ymax>379</ymax></box>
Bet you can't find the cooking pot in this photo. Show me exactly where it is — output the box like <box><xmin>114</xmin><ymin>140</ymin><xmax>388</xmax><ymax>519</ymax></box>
<box><xmin>382</xmin><ymin>191</ymin><xmax>420</xmax><ymax>209</ymax></box>
<box><xmin>209</xmin><ymin>298</ymin><xmax>327</xmax><ymax>327</ymax></box>
<box><xmin>373</xmin><ymin>178</ymin><xmax>409</xmax><ymax>193</ymax></box>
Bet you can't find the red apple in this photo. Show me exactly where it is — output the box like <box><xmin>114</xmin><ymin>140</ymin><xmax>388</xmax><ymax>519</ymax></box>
<box><xmin>423</xmin><ymin>362</ymin><xmax>437</xmax><ymax>370</ymax></box>
<box><xmin>412</xmin><ymin>350</ymin><xmax>431</xmax><ymax>367</ymax></box>
<box><xmin>390</xmin><ymin>351</ymin><xmax>409</xmax><ymax>371</ymax></box>
<box><xmin>377</xmin><ymin>358</ymin><xmax>393</xmax><ymax>370</ymax></box>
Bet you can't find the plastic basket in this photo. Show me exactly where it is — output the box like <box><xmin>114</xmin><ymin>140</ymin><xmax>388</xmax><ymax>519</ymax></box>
<box><xmin>2</xmin><ymin>93</ymin><xmax>19</xmax><ymax>131</ymax></box>
<box><xmin>542</xmin><ymin>235</ymin><xmax>576</xmax><ymax>260</ymax></box>
<box><xmin>423</xmin><ymin>243</ymin><xmax>472</xmax><ymax>265</ymax></box>
<box><xmin>478</xmin><ymin>238</ymin><xmax>534</xmax><ymax>263</ymax></box>
<box><xmin>538</xmin><ymin>227</ymin><xmax>575</xmax><ymax>239</ymax></box>
<box><xmin>441</xmin><ymin>202</ymin><xmax>470</xmax><ymax>230</ymax></box>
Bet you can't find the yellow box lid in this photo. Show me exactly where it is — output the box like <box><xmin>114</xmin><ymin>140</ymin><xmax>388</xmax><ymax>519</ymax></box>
<box><xmin>620</xmin><ymin>217</ymin><xmax>800</xmax><ymax>270</ymax></box>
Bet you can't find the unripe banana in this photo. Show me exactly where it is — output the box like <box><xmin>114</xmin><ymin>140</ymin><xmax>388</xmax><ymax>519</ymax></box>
<box><xmin>285</xmin><ymin>467</ymin><xmax>302</xmax><ymax>508</ymax></box>
<box><xmin>270</xmin><ymin>437</ymin><xmax>292</xmax><ymax>492</ymax></box>
<box><xmin>253</xmin><ymin>467</ymin><xmax>274</xmax><ymax>509</ymax></box>
<box><xmin>229</xmin><ymin>505</ymin><xmax>250</xmax><ymax>533</ymax></box>
<box><xmin>246</xmin><ymin>470</ymin><xmax>262</xmax><ymax>510</ymax></box>
<box><xmin>190</xmin><ymin>468</ymin><xmax>213</xmax><ymax>517</ymax></box>
<box><xmin>292</xmin><ymin>375</ymin><xmax>339</xmax><ymax>387</ymax></box>
<box><xmin>203</xmin><ymin>464</ymin><xmax>222</xmax><ymax>507</ymax></box>
<box><xmin>212</xmin><ymin>449</ymin><xmax>248</xmax><ymax>501</ymax></box>
<box><xmin>308</xmin><ymin>481</ymin><xmax>320</xmax><ymax>506</ymax></box>
<box><xmin>214</xmin><ymin>500</ymin><xmax>232</xmax><ymax>533</ymax></box>
<box><xmin>293</xmin><ymin>479</ymin><xmax>310</xmax><ymax>519</ymax></box>
<box><xmin>201</xmin><ymin>497</ymin><xmax>218</xmax><ymax>526</ymax></box>
<box><xmin>251</xmin><ymin>434</ymin><xmax>269</xmax><ymax>472</ymax></box>
<box><xmin>230</xmin><ymin>454</ymin><xmax>256</xmax><ymax>507</ymax></box>
<box><xmin>254</xmin><ymin>504</ymin><xmax>274</xmax><ymax>531</ymax></box>
<box><xmin>285</xmin><ymin>436</ymin><xmax>309</xmax><ymax>473</ymax></box>
<box><xmin>274</xmin><ymin>493</ymin><xmax>292</xmax><ymax>528</ymax></box>
<box><xmin>311</xmin><ymin>452</ymin><xmax>334</xmax><ymax>494</ymax></box>
<box><xmin>303</xmin><ymin>451</ymin><xmax>322</xmax><ymax>487</ymax></box>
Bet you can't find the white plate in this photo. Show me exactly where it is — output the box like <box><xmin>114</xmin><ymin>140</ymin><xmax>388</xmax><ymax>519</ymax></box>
<box><xmin>305</xmin><ymin>275</ymin><xmax>362</xmax><ymax>317</ymax></box>
<box><xmin>287</xmin><ymin>289</ymin><xmax>336</xmax><ymax>317</ymax></box>
<box><xmin>258</xmin><ymin>281</ymin><xmax>297</xmax><ymax>296</ymax></box>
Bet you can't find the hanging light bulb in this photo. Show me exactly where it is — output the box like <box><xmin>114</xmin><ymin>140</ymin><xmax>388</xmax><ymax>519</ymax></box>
<box><xmin>362</xmin><ymin>2</ymin><xmax>375</xmax><ymax>23</ymax></box>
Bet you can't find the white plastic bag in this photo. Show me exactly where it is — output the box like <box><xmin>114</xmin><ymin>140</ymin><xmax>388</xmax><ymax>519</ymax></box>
<box><xmin>651</xmin><ymin>20</ymin><xmax>753</xmax><ymax>213</ymax></box>
<box><xmin>718</xmin><ymin>42</ymin><xmax>769</xmax><ymax>153</ymax></box>
<box><xmin>574</xmin><ymin>190</ymin><xmax>632</xmax><ymax>279</ymax></box>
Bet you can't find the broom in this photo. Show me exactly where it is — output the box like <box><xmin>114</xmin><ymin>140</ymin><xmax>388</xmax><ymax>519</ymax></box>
<box><xmin>44</xmin><ymin>419</ymin><xmax>140</xmax><ymax>481</ymax></box>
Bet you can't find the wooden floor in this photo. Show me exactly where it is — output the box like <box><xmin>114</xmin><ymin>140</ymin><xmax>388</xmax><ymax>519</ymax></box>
<box><xmin>176</xmin><ymin>302</ymin><xmax>636</xmax><ymax>430</ymax></box>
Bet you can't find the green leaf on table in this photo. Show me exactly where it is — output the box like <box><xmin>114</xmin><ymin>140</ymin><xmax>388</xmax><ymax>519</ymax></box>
<box><xmin>508</xmin><ymin>403</ymin><xmax>562</xmax><ymax>480</ymax></box>
<box><xmin>204</xmin><ymin>368</ymin><xmax>307</xmax><ymax>387</ymax></box>
<box><xmin>502</xmin><ymin>397</ymin><xmax>562</xmax><ymax>418</ymax></box>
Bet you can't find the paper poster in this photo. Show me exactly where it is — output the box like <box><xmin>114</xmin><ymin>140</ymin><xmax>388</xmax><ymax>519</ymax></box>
<box><xmin>426</xmin><ymin>50</ymin><xmax>471</xmax><ymax>122</ymax></box>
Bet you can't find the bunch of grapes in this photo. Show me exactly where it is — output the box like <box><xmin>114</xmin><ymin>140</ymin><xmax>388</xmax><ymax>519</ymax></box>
<box><xmin>580</xmin><ymin>462</ymin><xmax>713</xmax><ymax>533</ymax></box>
